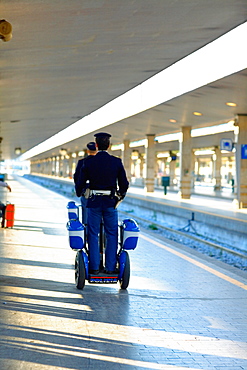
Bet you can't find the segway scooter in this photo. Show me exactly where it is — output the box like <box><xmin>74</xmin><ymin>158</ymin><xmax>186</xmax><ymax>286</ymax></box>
<box><xmin>66</xmin><ymin>201</ymin><xmax>139</xmax><ymax>290</ymax></box>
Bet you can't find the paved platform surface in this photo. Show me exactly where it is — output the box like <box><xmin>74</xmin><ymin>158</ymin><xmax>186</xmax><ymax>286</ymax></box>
<box><xmin>0</xmin><ymin>176</ymin><xmax>247</xmax><ymax>370</ymax></box>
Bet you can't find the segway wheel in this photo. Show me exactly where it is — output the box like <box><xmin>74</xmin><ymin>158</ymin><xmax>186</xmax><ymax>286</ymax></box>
<box><xmin>120</xmin><ymin>251</ymin><xmax>130</xmax><ymax>290</ymax></box>
<box><xmin>75</xmin><ymin>251</ymin><xmax>86</xmax><ymax>289</ymax></box>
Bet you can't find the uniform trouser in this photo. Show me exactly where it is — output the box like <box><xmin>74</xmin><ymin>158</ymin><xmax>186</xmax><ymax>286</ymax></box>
<box><xmin>80</xmin><ymin>196</ymin><xmax>88</xmax><ymax>225</ymax></box>
<box><xmin>87</xmin><ymin>206</ymin><xmax>118</xmax><ymax>271</ymax></box>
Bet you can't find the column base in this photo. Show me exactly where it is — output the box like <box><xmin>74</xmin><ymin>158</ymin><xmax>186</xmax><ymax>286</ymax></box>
<box><xmin>180</xmin><ymin>194</ymin><xmax>191</xmax><ymax>199</ymax></box>
<box><xmin>232</xmin><ymin>198</ymin><xmax>247</xmax><ymax>209</ymax></box>
<box><xmin>145</xmin><ymin>178</ymin><xmax>154</xmax><ymax>193</ymax></box>
<box><xmin>180</xmin><ymin>177</ymin><xmax>192</xmax><ymax>199</ymax></box>
<box><xmin>214</xmin><ymin>185</ymin><xmax>222</xmax><ymax>191</ymax></box>
<box><xmin>239</xmin><ymin>202</ymin><xmax>247</xmax><ymax>209</ymax></box>
<box><xmin>145</xmin><ymin>185</ymin><xmax>154</xmax><ymax>193</ymax></box>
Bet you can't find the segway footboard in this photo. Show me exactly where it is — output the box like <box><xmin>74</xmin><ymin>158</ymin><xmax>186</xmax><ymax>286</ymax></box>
<box><xmin>89</xmin><ymin>272</ymin><xmax>118</xmax><ymax>284</ymax></box>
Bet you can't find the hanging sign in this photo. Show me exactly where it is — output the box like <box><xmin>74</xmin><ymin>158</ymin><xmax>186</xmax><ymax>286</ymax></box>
<box><xmin>220</xmin><ymin>138</ymin><xmax>233</xmax><ymax>151</ymax></box>
<box><xmin>241</xmin><ymin>144</ymin><xmax>247</xmax><ymax>159</ymax></box>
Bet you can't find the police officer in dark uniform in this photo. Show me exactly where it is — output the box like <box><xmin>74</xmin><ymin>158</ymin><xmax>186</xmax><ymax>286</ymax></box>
<box><xmin>75</xmin><ymin>132</ymin><xmax>129</xmax><ymax>274</ymax></box>
<box><xmin>74</xmin><ymin>142</ymin><xmax>97</xmax><ymax>224</ymax></box>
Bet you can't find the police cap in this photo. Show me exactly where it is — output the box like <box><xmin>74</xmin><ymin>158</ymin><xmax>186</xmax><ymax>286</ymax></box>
<box><xmin>86</xmin><ymin>142</ymin><xmax>97</xmax><ymax>151</ymax></box>
<box><xmin>94</xmin><ymin>132</ymin><xmax>111</xmax><ymax>138</ymax></box>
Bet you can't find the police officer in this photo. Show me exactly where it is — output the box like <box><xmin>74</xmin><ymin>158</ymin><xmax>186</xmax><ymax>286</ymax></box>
<box><xmin>74</xmin><ymin>142</ymin><xmax>97</xmax><ymax>224</ymax></box>
<box><xmin>75</xmin><ymin>132</ymin><xmax>129</xmax><ymax>275</ymax></box>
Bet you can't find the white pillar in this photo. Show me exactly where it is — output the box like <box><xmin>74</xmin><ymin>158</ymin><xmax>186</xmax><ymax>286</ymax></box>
<box><xmin>191</xmin><ymin>150</ymin><xmax>196</xmax><ymax>189</ymax></box>
<box><xmin>179</xmin><ymin>126</ymin><xmax>192</xmax><ymax>199</ymax></box>
<box><xmin>145</xmin><ymin>134</ymin><xmax>155</xmax><ymax>192</ymax></box>
<box><xmin>122</xmin><ymin>139</ymin><xmax>131</xmax><ymax>181</ymax></box>
<box><xmin>213</xmin><ymin>146</ymin><xmax>222</xmax><ymax>191</ymax></box>
<box><xmin>169</xmin><ymin>159</ymin><xmax>176</xmax><ymax>188</ymax></box>
<box><xmin>235</xmin><ymin>114</ymin><xmax>247</xmax><ymax>208</ymax></box>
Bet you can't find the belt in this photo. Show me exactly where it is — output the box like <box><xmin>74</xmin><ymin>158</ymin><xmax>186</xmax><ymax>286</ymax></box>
<box><xmin>90</xmin><ymin>190</ymin><xmax>111</xmax><ymax>196</ymax></box>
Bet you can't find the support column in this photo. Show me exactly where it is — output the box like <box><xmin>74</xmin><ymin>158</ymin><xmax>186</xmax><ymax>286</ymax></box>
<box><xmin>140</xmin><ymin>154</ymin><xmax>144</xmax><ymax>179</ymax></box>
<box><xmin>145</xmin><ymin>134</ymin><xmax>155</xmax><ymax>192</ymax></box>
<box><xmin>68</xmin><ymin>154</ymin><xmax>74</xmax><ymax>179</ymax></box>
<box><xmin>72</xmin><ymin>151</ymin><xmax>80</xmax><ymax>176</ymax></box>
<box><xmin>155</xmin><ymin>157</ymin><xmax>159</xmax><ymax>187</ymax></box>
<box><xmin>194</xmin><ymin>157</ymin><xmax>199</xmax><ymax>181</ymax></box>
<box><xmin>51</xmin><ymin>157</ymin><xmax>56</xmax><ymax>176</ymax></box>
<box><xmin>44</xmin><ymin>158</ymin><xmax>49</xmax><ymax>175</ymax></box>
<box><xmin>59</xmin><ymin>155</ymin><xmax>64</xmax><ymax>177</ymax></box>
<box><xmin>43</xmin><ymin>159</ymin><xmax>48</xmax><ymax>175</ymax></box>
<box><xmin>227</xmin><ymin>157</ymin><xmax>235</xmax><ymax>194</ymax></box>
<box><xmin>191</xmin><ymin>150</ymin><xmax>196</xmax><ymax>189</ymax></box>
<box><xmin>122</xmin><ymin>139</ymin><xmax>131</xmax><ymax>181</ymax></box>
<box><xmin>31</xmin><ymin>160</ymin><xmax>39</xmax><ymax>174</ymax></box>
<box><xmin>169</xmin><ymin>158</ymin><xmax>176</xmax><ymax>188</ymax></box>
<box><xmin>37</xmin><ymin>160</ymin><xmax>41</xmax><ymax>174</ymax></box>
<box><xmin>40</xmin><ymin>159</ymin><xmax>44</xmax><ymax>174</ymax></box>
<box><xmin>30</xmin><ymin>161</ymin><xmax>34</xmax><ymax>173</ymax></box>
<box><xmin>55</xmin><ymin>156</ymin><xmax>60</xmax><ymax>176</ymax></box>
<box><xmin>179</xmin><ymin>126</ymin><xmax>192</xmax><ymax>199</ymax></box>
<box><xmin>213</xmin><ymin>146</ymin><xmax>222</xmax><ymax>191</ymax></box>
<box><xmin>235</xmin><ymin>114</ymin><xmax>247</xmax><ymax>208</ymax></box>
<box><xmin>47</xmin><ymin>158</ymin><xmax>52</xmax><ymax>175</ymax></box>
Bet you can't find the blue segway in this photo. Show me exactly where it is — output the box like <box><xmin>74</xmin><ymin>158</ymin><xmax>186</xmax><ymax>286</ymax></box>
<box><xmin>66</xmin><ymin>201</ymin><xmax>139</xmax><ymax>290</ymax></box>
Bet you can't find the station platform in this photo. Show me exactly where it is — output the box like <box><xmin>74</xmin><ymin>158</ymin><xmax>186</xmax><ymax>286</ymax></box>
<box><xmin>127</xmin><ymin>185</ymin><xmax>247</xmax><ymax>219</ymax></box>
<box><xmin>0</xmin><ymin>175</ymin><xmax>247</xmax><ymax>369</ymax></box>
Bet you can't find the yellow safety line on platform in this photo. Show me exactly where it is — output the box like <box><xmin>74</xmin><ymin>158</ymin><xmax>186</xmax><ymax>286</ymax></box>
<box><xmin>141</xmin><ymin>234</ymin><xmax>247</xmax><ymax>291</ymax></box>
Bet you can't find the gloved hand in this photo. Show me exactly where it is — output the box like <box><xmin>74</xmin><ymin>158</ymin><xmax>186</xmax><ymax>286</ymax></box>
<box><xmin>117</xmin><ymin>192</ymin><xmax>126</xmax><ymax>201</ymax></box>
<box><xmin>115</xmin><ymin>192</ymin><xmax>125</xmax><ymax>209</ymax></box>
<box><xmin>82</xmin><ymin>188</ymin><xmax>90</xmax><ymax>199</ymax></box>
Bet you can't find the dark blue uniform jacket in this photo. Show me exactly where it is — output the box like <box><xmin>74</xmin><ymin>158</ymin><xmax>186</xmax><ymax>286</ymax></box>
<box><xmin>73</xmin><ymin>155</ymin><xmax>94</xmax><ymax>196</ymax></box>
<box><xmin>73</xmin><ymin>155</ymin><xmax>94</xmax><ymax>188</ymax></box>
<box><xmin>75</xmin><ymin>151</ymin><xmax>129</xmax><ymax>208</ymax></box>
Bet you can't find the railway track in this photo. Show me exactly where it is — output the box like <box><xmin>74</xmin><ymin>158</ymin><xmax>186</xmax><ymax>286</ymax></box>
<box><xmin>119</xmin><ymin>210</ymin><xmax>247</xmax><ymax>269</ymax></box>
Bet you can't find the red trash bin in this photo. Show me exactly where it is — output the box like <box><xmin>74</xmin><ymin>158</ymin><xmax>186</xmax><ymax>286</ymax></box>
<box><xmin>5</xmin><ymin>203</ymin><xmax>15</xmax><ymax>228</ymax></box>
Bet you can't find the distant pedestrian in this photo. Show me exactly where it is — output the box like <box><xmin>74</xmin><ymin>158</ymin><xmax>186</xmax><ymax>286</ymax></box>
<box><xmin>0</xmin><ymin>181</ymin><xmax>11</xmax><ymax>192</ymax></box>
<box><xmin>0</xmin><ymin>181</ymin><xmax>11</xmax><ymax>227</ymax></box>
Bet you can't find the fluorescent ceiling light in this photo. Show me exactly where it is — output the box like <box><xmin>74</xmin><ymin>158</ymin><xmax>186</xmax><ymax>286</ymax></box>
<box><xmin>157</xmin><ymin>152</ymin><xmax>170</xmax><ymax>158</ymax></box>
<box><xmin>156</xmin><ymin>133</ymin><xmax>181</xmax><ymax>143</ymax></box>
<box><xmin>191</xmin><ymin>121</ymin><xmax>235</xmax><ymax>137</ymax></box>
<box><xmin>19</xmin><ymin>22</ymin><xmax>247</xmax><ymax>160</ymax></box>
<box><xmin>129</xmin><ymin>139</ymin><xmax>147</xmax><ymax>148</ymax></box>
<box><xmin>156</xmin><ymin>121</ymin><xmax>235</xmax><ymax>143</ymax></box>
<box><xmin>194</xmin><ymin>150</ymin><xmax>215</xmax><ymax>155</ymax></box>
<box><xmin>111</xmin><ymin>144</ymin><xmax>124</xmax><ymax>151</ymax></box>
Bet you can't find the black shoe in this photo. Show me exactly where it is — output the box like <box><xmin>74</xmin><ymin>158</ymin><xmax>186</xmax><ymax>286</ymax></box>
<box><xmin>89</xmin><ymin>269</ymin><xmax>99</xmax><ymax>275</ymax></box>
<box><xmin>104</xmin><ymin>269</ymin><xmax>119</xmax><ymax>275</ymax></box>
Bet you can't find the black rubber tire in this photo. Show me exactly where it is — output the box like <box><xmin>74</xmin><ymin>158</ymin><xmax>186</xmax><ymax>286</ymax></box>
<box><xmin>75</xmin><ymin>251</ymin><xmax>86</xmax><ymax>290</ymax></box>
<box><xmin>120</xmin><ymin>251</ymin><xmax>130</xmax><ymax>290</ymax></box>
